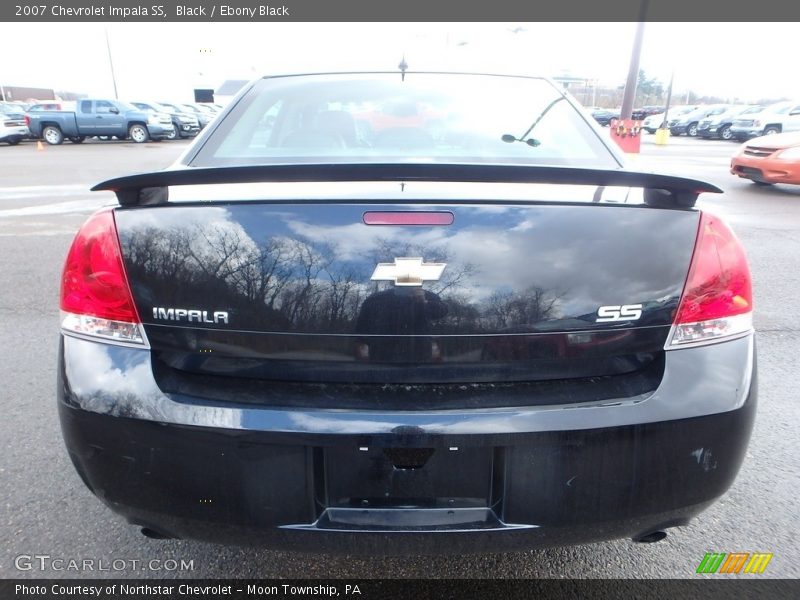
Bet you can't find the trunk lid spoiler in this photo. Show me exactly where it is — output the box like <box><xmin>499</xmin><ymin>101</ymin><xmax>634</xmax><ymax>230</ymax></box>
<box><xmin>93</xmin><ymin>163</ymin><xmax>722</xmax><ymax>208</ymax></box>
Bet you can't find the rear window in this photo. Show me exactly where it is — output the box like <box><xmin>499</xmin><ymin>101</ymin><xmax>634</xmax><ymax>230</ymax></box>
<box><xmin>190</xmin><ymin>73</ymin><xmax>619</xmax><ymax>169</ymax></box>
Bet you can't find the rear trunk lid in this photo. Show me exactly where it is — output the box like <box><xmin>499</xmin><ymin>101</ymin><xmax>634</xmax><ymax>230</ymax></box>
<box><xmin>115</xmin><ymin>192</ymin><xmax>699</xmax><ymax>392</ymax></box>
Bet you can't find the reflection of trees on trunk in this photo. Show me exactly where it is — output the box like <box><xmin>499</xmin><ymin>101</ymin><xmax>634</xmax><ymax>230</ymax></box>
<box><xmin>282</xmin><ymin>239</ymin><xmax>328</xmax><ymax>326</ymax></box>
<box><xmin>229</xmin><ymin>237</ymin><xmax>292</xmax><ymax>309</ymax></box>
<box><xmin>325</xmin><ymin>266</ymin><xmax>362</xmax><ymax>330</ymax></box>
<box><xmin>486</xmin><ymin>287</ymin><xmax>563</xmax><ymax>330</ymax></box>
<box><xmin>438</xmin><ymin>292</ymin><xmax>482</xmax><ymax>333</ymax></box>
<box><xmin>121</xmin><ymin>225</ymin><xmax>370</xmax><ymax>331</ymax></box>
<box><xmin>120</xmin><ymin>223</ymin><xmax>564</xmax><ymax>333</ymax></box>
<box><xmin>126</xmin><ymin>226</ymin><xmax>195</xmax><ymax>288</ymax></box>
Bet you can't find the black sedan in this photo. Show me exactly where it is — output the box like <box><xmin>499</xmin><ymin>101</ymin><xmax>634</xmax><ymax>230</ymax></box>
<box><xmin>590</xmin><ymin>106</ymin><xmax>620</xmax><ymax>126</ymax></box>
<box><xmin>632</xmin><ymin>105</ymin><xmax>665</xmax><ymax>121</ymax></box>
<box><xmin>58</xmin><ymin>72</ymin><xmax>755</xmax><ymax>554</ymax></box>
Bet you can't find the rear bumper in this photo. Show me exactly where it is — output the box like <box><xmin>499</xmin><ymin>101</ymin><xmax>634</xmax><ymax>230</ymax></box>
<box><xmin>0</xmin><ymin>125</ymin><xmax>29</xmax><ymax>142</ymax></box>
<box><xmin>58</xmin><ymin>334</ymin><xmax>757</xmax><ymax>553</ymax></box>
<box><xmin>730</xmin><ymin>127</ymin><xmax>761</xmax><ymax>140</ymax></box>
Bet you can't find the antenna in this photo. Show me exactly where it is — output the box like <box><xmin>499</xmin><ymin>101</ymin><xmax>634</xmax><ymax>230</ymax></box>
<box><xmin>398</xmin><ymin>56</ymin><xmax>408</xmax><ymax>81</ymax></box>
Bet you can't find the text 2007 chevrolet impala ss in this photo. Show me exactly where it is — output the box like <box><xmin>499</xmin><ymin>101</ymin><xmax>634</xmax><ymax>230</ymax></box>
<box><xmin>57</xmin><ymin>72</ymin><xmax>755</xmax><ymax>553</ymax></box>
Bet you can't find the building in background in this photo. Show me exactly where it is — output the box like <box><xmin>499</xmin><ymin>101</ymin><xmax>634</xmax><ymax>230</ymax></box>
<box><xmin>0</xmin><ymin>85</ymin><xmax>56</xmax><ymax>102</ymax></box>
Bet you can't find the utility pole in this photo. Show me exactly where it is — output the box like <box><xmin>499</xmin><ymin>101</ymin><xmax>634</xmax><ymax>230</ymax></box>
<box><xmin>662</xmin><ymin>70</ymin><xmax>675</xmax><ymax>125</ymax></box>
<box><xmin>619</xmin><ymin>0</ymin><xmax>649</xmax><ymax>120</ymax></box>
<box><xmin>655</xmin><ymin>68</ymin><xmax>675</xmax><ymax>145</ymax></box>
<box><xmin>105</xmin><ymin>27</ymin><xmax>119</xmax><ymax>99</ymax></box>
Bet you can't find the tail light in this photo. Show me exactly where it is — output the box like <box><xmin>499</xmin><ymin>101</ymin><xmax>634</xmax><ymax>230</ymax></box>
<box><xmin>60</xmin><ymin>209</ymin><xmax>146</xmax><ymax>345</ymax></box>
<box><xmin>667</xmin><ymin>212</ymin><xmax>753</xmax><ymax>348</ymax></box>
<box><xmin>24</xmin><ymin>115</ymin><xmax>30</xmax><ymax>126</ymax></box>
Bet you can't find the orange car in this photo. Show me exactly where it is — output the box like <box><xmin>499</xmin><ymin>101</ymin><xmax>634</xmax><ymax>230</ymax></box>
<box><xmin>731</xmin><ymin>132</ymin><xmax>800</xmax><ymax>185</ymax></box>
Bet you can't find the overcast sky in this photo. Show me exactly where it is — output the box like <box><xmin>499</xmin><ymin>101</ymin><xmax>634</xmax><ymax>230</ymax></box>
<box><xmin>1</xmin><ymin>22</ymin><xmax>797</xmax><ymax>103</ymax></box>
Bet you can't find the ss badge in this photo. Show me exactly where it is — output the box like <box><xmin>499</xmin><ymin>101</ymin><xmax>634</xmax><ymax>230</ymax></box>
<box><xmin>596</xmin><ymin>304</ymin><xmax>643</xmax><ymax>323</ymax></box>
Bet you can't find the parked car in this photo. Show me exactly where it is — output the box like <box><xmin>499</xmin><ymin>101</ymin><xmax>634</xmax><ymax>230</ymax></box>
<box><xmin>177</xmin><ymin>103</ymin><xmax>213</xmax><ymax>129</ymax></box>
<box><xmin>631</xmin><ymin>106</ymin><xmax>664</xmax><ymax>121</ymax></box>
<box><xmin>2</xmin><ymin>100</ymin><xmax>31</xmax><ymax>112</ymax></box>
<box><xmin>58</xmin><ymin>72</ymin><xmax>755</xmax><ymax>553</ymax></box>
<box><xmin>729</xmin><ymin>101</ymin><xmax>800</xmax><ymax>141</ymax></box>
<box><xmin>641</xmin><ymin>106</ymin><xmax>697</xmax><ymax>134</ymax></box>
<box><xmin>730</xmin><ymin>131</ymin><xmax>800</xmax><ymax>185</ymax></box>
<box><xmin>589</xmin><ymin>107</ymin><xmax>620</xmax><ymax>126</ymax></box>
<box><xmin>697</xmin><ymin>105</ymin><xmax>762</xmax><ymax>140</ymax></box>
<box><xmin>0</xmin><ymin>103</ymin><xmax>29</xmax><ymax>145</ymax></box>
<box><xmin>130</xmin><ymin>101</ymin><xmax>199</xmax><ymax>140</ymax></box>
<box><xmin>126</xmin><ymin>101</ymin><xmax>178</xmax><ymax>140</ymax></box>
<box><xmin>669</xmin><ymin>105</ymin><xmax>731</xmax><ymax>137</ymax></box>
<box><xmin>0</xmin><ymin>101</ymin><xmax>27</xmax><ymax>114</ymax></box>
<box><xmin>152</xmin><ymin>101</ymin><xmax>202</xmax><ymax>138</ymax></box>
<box><xmin>189</xmin><ymin>102</ymin><xmax>221</xmax><ymax>115</ymax></box>
<box><xmin>193</xmin><ymin>102</ymin><xmax>225</xmax><ymax>112</ymax></box>
<box><xmin>26</xmin><ymin>99</ymin><xmax>173</xmax><ymax>144</ymax></box>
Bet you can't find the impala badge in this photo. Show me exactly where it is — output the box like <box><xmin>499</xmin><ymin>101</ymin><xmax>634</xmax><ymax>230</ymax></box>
<box><xmin>370</xmin><ymin>257</ymin><xmax>446</xmax><ymax>287</ymax></box>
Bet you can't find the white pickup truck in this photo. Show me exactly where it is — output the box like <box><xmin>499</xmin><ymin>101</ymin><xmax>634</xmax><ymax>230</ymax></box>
<box><xmin>729</xmin><ymin>100</ymin><xmax>800</xmax><ymax>140</ymax></box>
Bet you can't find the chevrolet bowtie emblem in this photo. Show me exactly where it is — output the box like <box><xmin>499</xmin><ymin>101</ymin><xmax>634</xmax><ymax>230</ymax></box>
<box><xmin>370</xmin><ymin>257</ymin><xmax>446</xmax><ymax>287</ymax></box>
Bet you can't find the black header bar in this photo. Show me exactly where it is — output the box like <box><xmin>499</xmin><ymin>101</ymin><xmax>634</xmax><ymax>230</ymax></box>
<box><xmin>3</xmin><ymin>0</ymin><xmax>800</xmax><ymax>22</ymax></box>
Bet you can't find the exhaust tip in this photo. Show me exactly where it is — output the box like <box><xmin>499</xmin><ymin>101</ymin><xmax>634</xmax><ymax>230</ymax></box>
<box><xmin>140</xmin><ymin>527</ymin><xmax>174</xmax><ymax>540</ymax></box>
<box><xmin>633</xmin><ymin>530</ymin><xmax>668</xmax><ymax>544</ymax></box>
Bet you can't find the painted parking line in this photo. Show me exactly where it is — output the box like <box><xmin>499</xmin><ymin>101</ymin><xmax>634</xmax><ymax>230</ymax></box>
<box><xmin>0</xmin><ymin>183</ymin><xmax>116</xmax><ymax>217</ymax></box>
<box><xmin>0</xmin><ymin>184</ymin><xmax>93</xmax><ymax>200</ymax></box>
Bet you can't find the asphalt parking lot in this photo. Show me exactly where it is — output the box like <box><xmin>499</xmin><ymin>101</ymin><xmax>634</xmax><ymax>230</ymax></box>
<box><xmin>0</xmin><ymin>135</ymin><xmax>798</xmax><ymax>579</ymax></box>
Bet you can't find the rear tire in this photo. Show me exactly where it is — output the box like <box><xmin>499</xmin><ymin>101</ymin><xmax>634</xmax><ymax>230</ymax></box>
<box><xmin>128</xmin><ymin>124</ymin><xmax>149</xmax><ymax>143</ymax></box>
<box><xmin>8</xmin><ymin>139</ymin><xmax>21</xmax><ymax>145</ymax></box>
<box><xmin>753</xmin><ymin>181</ymin><xmax>773</xmax><ymax>186</ymax></box>
<box><xmin>42</xmin><ymin>125</ymin><xmax>64</xmax><ymax>145</ymax></box>
<box><xmin>69</xmin><ymin>136</ymin><xmax>86</xmax><ymax>144</ymax></box>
